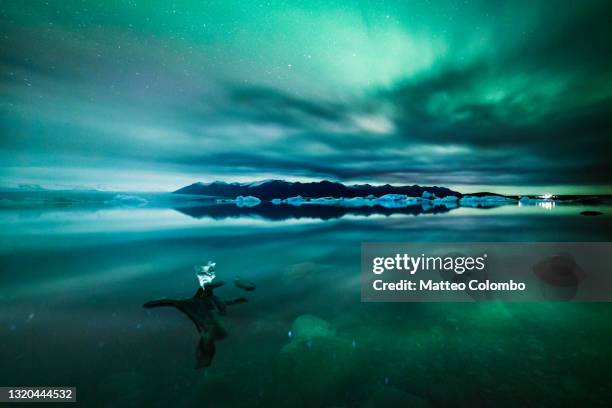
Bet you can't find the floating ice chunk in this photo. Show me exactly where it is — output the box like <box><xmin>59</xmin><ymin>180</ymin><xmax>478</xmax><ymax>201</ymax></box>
<box><xmin>195</xmin><ymin>261</ymin><xmax>216</xmax><ymax>288</ymax></box>
<box><xmin>433</xmin><ymin>196</ymin><xmax>459</xmax><ymax>208</ymax></box>
<box><xmin>375</xmin><ymin>200</ymin><xmax>404</xmax><ymax>209</ymax></box>
<box><xmin>309</xmin><ymin>197</ymin><xmax>341</xmax><ymax>205</ymax></box>
<box><xmin>378</xmin><ymin>194</ymin><xmax>409</xmax><ymax>201</ymax></box>
<box><xmin>458</xmin><ymin>196</ymin><xmax>480</xmax><ymax>207</ymax></box>
<box><xmin>108</xmin><ymin>194</ymin><xmax>149</xmax><ymax>207</ymax></box>
<box><xmin>284</xmin><ymin>196</ymin><xmax>305</xmax><ymax>206</ymax></box>
<box><xmin>341</xmin><ymin>197</ymin><xmax>375</xmax><ymax>207</ymax></box>
<box><xmin>421</xmin><ymin>191</ymin><xmax>437</xmax><ymax>200</ymax></box>
<box><xmin>236</xmin><ymin>195</ymin><xmax>261</xmax><ymax>207</ymax></box>
<box><xmin>375</xmin><ymin>196</ymin><xmax>421</xmax><ymax>208</ymax></box>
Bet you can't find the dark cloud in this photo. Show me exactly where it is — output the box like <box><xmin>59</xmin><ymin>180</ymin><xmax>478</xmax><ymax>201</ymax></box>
<box><xmin>229</xmin><ymin>86</ymin><xmax>346</xmax><ymax>125</ymax></box>
<box><xmin>0</xmin><ymin>0</ymin><xmax>611</xmax><ymax>191</ymax></box>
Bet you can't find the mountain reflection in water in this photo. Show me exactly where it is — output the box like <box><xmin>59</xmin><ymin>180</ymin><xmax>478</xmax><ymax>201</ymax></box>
<box><xmin>175</xmin><ymin>202</ymin><xmax>455</xmax><ymax>221</ymax></box>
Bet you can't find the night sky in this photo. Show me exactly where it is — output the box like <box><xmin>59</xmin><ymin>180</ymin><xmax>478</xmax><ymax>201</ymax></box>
<box><xmin>1</xmin><ymin>1</ymin><xmax>611</xmax><ymax>193</ymax></box>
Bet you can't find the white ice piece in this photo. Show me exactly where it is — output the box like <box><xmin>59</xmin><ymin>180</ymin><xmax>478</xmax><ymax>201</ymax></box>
<box><xmin>235</xmin><ymin>195</ymin><xmax>261</xmax><ymax>207</ymax></box>
<box><xmin>308</xmin><ymin>197</ymin><xmax>341</xmax><ymax>205</ymax></box>
<box><xmin>421</xmin><ymin>191</ymin><xmax>437</xmax><ymax>200</ymax></box>
<box><xmin>195</xmin><ymin>261</ymin><xmax>216</xmax><ymax>288</ymax></box>
<box><xmin>377</xmin><ymin>194</ymin><xmax>408</xmax><ymax>201</ymax></box>
<box><xmin>341</xmin><ymin>197</ymin><xmax>375</xmax><ymax>207</ymax></box>
<box><xmin>284</xmin><ymin>195</ymin><xmax>305</xmax><ymax>206</ymax></box>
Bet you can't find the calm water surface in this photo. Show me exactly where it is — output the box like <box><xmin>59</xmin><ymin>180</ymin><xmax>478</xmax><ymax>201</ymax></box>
<box><xmin>1</xmin><ymin>198</ymin><xmax>611</xmax><ymax>407</ymax></box>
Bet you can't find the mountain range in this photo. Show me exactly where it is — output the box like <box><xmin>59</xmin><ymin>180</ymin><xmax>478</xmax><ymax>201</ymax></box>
<box><xmin>174</xmin><ymin>180</ymin><xmax>461</xmax><ymax>200</ymax></box>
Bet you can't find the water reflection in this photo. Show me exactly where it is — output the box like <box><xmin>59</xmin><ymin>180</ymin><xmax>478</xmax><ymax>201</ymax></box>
<box><xmin>536</xmin><ymin>201</ymin><xmax>556</xmax><ymax>210</ymax></box>
<box><xmin>175</xmin><ymin>202</ymin><xmax>456</xmax><ymax>221</ymax></box>
<box><xmin>1</xmin><ymin>199</ymin><xmax>612</xmax><ymax>406</ymax></box>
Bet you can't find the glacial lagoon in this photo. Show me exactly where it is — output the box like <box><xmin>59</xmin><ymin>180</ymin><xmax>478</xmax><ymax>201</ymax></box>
<box><xmin>1</xmin><ymin>191</ymin><xmax>612</xmax><ymax>407</ymax></box>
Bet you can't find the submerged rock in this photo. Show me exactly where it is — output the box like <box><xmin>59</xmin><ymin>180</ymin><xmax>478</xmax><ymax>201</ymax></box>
<box><xmin>291</xmin><ymin>314</ymin><xmax>335</xmax><ymax>339</ymax></box>
<box><xmin>276</xmin><ymin>315</ymin><xmax>359</xmax><ymax>405</ymax></box>
<box><xmin>277</xmin><ymin>335</ymin><xmax>359</xmax><ymax>404</ymax></box>
<box><xmin>283</xmin><ymin>262</ymin><xmax>328</xmax><ymax>282</ymax></box>
<box><xmin>580</xmin><ymin>210</ymin><xmax>603</xmax><ymax>216</ymax></box>
<box><xmin>233</xmin><ymin>278</ymin><xmax>256</xmax><ymax>291</ymax></box>
<box><xmin>532</xmin><ymin>254</ymin><xmax>586</xmax><ymax>301</ymax></box>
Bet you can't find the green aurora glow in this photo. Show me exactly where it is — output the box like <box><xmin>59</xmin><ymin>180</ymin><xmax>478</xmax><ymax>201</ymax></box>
<box><xmin>1</xmin><ymin>1</ymin><xmax>611</xmax><ymax>194</ymax></box>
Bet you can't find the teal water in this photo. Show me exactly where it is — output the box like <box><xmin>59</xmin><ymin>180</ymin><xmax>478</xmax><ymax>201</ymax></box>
<box><xmin>1</xmin><ymin>198</ymin><xmax>612</xmax><ymax>407</ymax></box>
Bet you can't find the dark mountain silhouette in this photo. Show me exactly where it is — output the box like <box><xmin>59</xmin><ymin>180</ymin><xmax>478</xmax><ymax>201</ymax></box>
<box><xmin>173</xmin><ymin>180</ymin><xmax>461</xmax><ymax>200</ymax></box>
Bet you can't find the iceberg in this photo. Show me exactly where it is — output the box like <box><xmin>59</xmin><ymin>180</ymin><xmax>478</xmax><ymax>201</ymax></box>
<box><xmin>309</xmin><ymin>197</ymin><xmax>342</xmax><ymax>205</ymax></box>
<box><xmin>284</xmin><ymin>196</ymin><xmax>305</xmax><ymax>206</ymax></box>
<box><xmin>377</xmin><ymin>194</ymin><xmax>409</xmax><ymax>201</ymax></box>
<box><xmin>432</xmin><ymin>196</ymin><xmax>459</xmax><ymax>206</ymax></box>
<box><xmin>108</xmin><ymin>194</ymin><xmax>149</xmax><ymax>207</ymax></box>
<box><xmin>374</xmin><ymin>196</ymin><xmax>421</xmax><ymax>208</ymax></box>
<box><xmin>236</xmin><ymin>195</ymin><xmax>261</xmax><ymax>207</ymax></box>
<box><xmin>340</xmin><ymin>197</ymin><xmax>375</xmax><ymax>207</ymax></box>
<box><xmin>421</xmin><ymin>191</ymin><xmax>438</xmax><ymax>200</ymax></box>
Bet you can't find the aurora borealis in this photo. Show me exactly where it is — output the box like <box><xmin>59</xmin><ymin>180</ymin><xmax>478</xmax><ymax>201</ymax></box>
<box><xmin>1</xmin><ymin>1</ymin><xmax>611</xmax><ymax>193</ymax></box>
